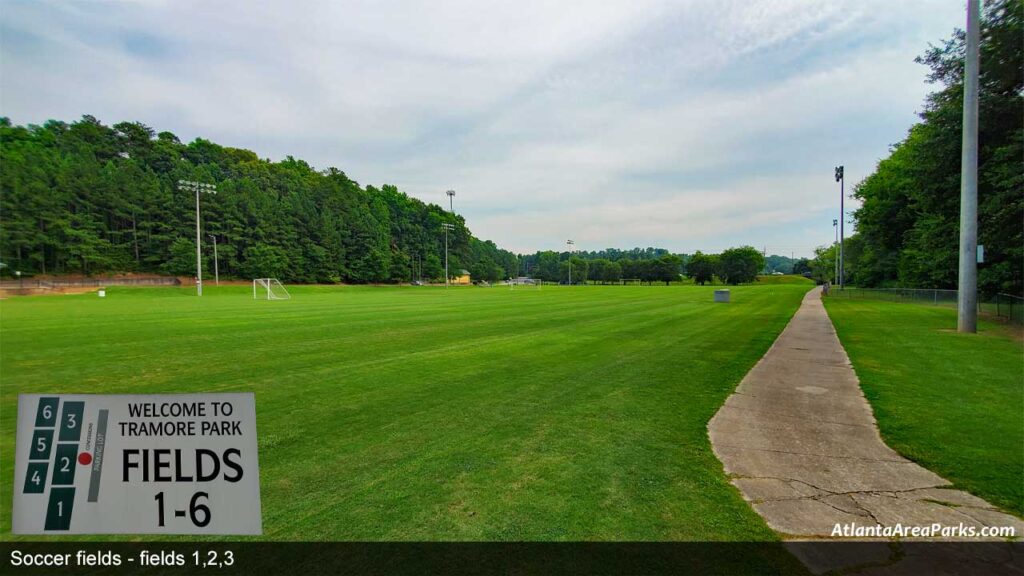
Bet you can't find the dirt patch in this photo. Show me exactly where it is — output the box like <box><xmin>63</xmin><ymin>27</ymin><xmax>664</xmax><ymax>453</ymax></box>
<box><xmin>0</xmin><ymin>286</ymin><xmax>100</xmax><ymax>297</ymax></box>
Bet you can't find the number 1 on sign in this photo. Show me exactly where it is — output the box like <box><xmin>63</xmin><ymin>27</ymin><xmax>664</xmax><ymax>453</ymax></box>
<box><xmin>155</xmin><ymin>492</ymin><xmax>165</xmax><ymax>527</ymax></box>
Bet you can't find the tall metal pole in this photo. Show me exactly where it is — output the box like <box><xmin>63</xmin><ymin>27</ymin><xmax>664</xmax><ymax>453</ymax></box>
<box><xmin>209</xmin><ymin>234</ymin><xmax>219</xmax><ymax>286</ymax></box>
<box><xmin>566</xmin><ymin>239</ymin><xmax>574</xmax><ymax>285</ymax></box>
<box><xmin>442</xmin><ymin>223</ymin><xmax>454</xmax><ymax>288</ymax></box>
<box><xmin>447</xmin><ymin>189</ymin><xmax>456</xmax><ymax>213</ymax></box>
<box><xmin>178</xmin><ymin>180</ymin><xmax>217</xmax><ymax>296</ymax></box>
<box><xmin>195</xmin><ymin>187</ymin><xmax>203</xmax><ymax>296</ymax></box>
<box><xmin>958</xmin><ymin>0</ymin><xmax>980</xmax><ymax>333</ymax></box>
<box><xmin>835</xmin><ymin>166</ymin><xmax>845</xmax><ymax>288</ymax></box>
<box><xmin>833</xmin><ymin>219</ymin><xmax>839</xmax><ymax>284</ymax></box>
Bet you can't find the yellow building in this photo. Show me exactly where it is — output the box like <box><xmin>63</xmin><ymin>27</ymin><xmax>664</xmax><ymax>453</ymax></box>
<box><xmin>452</xmin><ymin>270</ymin><xmax>471</xmax><ymax>285</ymax></box>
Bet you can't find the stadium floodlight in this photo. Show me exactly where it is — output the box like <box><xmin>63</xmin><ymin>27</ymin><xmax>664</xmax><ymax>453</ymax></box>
<box><xmin>834</xmin><ymin>166</ymin><xmax>844</xmax><ymax>289</ymax></box>
<box><xmin>442</xmin><ymin>223</ymin><xmax>455</xmax><ymax>288</ymax></box>
<box><xmin>177</xmin><ymin>180</ymin><xmax>217</xmax><ymax>296</ymax></box>
<box><xmin>566</xmin><ymin>239</ymin><xmax>575</xmax><ymax>285</ymax></box>
<box><xmin>446</xmin><ymin>189</ymin><xmax>456</xmax><ymax>213</ymax></box>
<box><xmin>208</xmin><ymin>234</ymin><xmax>219</xmax><ymax>286</ymax></box>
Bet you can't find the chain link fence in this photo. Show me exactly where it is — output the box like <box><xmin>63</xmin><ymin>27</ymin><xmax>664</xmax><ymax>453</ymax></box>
<box><xmin>829</xmin><ymin>288</ymin><xmax>1023</xmax><ymax>325</ymax></box>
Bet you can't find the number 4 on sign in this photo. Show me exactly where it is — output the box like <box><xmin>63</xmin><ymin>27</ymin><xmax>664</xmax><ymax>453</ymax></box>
<box><xmin>23</xmin><ymin>463</ymin><xmax>48</xmax><ymax>494</ymax></box>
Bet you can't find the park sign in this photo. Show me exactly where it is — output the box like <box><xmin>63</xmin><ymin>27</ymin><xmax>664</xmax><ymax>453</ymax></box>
<box><xmin>12</xmin><ymin>393</ymin><xmax>261</xmax><ymax>535</ymax></box>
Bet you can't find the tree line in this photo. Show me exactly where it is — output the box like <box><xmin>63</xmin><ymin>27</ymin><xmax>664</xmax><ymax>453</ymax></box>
<box><xmin>682</xmin><ymin>247</ymin><xmax>766</xmax><ymax>285</ymax></box>
<box><xmin>0</xmin><ymin>116</ymin><xmax>782</xmax><ymax>288</ymax></box>
<box><xmin>817</xmin><ymin>0</ymin><xmax>1021</xmax><ymax>296</ymax></box>
<box><xmin>519</xmin><ymin>246</ymin><xmax>765</xmax><ymax>285</ymax></box>
<box><xmin>517</xmin><ymin>248</ymin><xmax>683</xmax><ymax>284</ymax></box>
<box><xmin>0</xmin><ymin>116</ymin><xmax>519</xmax><ymax>284</ymax></box>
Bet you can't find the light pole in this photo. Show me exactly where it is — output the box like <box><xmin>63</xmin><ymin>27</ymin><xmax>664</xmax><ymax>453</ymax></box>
<box><xmin>208</xmin><ymin>234</ymin><xmax>219</xmax><ymax>286</ymax></box>
<box><xmin>957</xmin><ymin>0</ymin><xmax>980</xmax><ymax>333</ymax></box>
<box><xmin>15</xmin><ymin>270</ymin><xmax>21</xmax><ymax>288</ymax></box>
<box><xmin>442</xmin><ymin>223</ymin><xmax>454</xmax><ymax>288</ymax></box>
<box><xmin>446</xmin><ymin>189</ymin><xmax>456</xmax><ymax>213</ymax></box>
<box><xmin>834</xmin><ymin>166</ymin><xmax>844</xmax><ymax>289</ymax></box>
<box><xmin>833</xmin><ymin>219</ymin><xmax>839</xmax><ymax>284</ymax></box>
<box><xmin>566</xmin><ymin>239</ymin><xmax>574</xmax><ymax>285</ymax></box>
<box><xmin>177</xmin><ymin>180</ymin><xmax>217</xmax><ymax>296</ymax></box>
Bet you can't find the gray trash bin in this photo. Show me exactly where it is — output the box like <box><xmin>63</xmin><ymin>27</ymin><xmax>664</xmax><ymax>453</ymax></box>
<box><xmin>714</xmin><ymin>289</ymin><xmax>730</xmax><ymax>303</ymax></box>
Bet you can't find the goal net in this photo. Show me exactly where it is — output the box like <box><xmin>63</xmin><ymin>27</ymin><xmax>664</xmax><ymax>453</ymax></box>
<box><xmin>508</xmin><ymin>277</ymin><xmax>542</xmax><ymax>290</ymax></box>
<box><xmin>253</xmin><ymin>278</ymin><xmax>291</xmax><ymax>300</ymax></box>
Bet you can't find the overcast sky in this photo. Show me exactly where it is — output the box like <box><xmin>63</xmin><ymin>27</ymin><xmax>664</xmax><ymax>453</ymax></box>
<box><xmin>1</xmin><ymin>1</ymin><xmax>966</xmax><ymax>256</ymax></box>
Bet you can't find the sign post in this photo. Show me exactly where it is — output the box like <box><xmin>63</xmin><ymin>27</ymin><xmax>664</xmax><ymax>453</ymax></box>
<box><xmin>12</xmin><ymin>393</ymin><xmax>262</xmax><ymax>535</ymax></box>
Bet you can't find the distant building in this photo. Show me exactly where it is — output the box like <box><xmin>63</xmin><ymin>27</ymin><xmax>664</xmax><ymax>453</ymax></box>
<box><xmin>452</xmin><ymin>270</ymin><xmax>471</xmax><ymax>285</ymax></box>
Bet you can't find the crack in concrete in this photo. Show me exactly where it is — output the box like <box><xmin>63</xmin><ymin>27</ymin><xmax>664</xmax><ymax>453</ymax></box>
<box><xmin>731</xmin><ymin>473</ymin><xmax>952</xmax><ymax>501</ymax></box>
<box><xmin>715</xmin><ymin>443</ymin><xmax>908</xmax><ymax>463</ymax></box>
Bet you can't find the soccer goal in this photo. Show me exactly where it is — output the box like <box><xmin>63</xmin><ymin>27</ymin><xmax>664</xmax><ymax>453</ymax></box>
<box><xmin>509</xmin><ymin>277</ymin><xmax>542</xmax><ymax>290</ymax></box>
<box><xmin>253</xmin><ymin>278</ymin><xmax>291</xmax><ymax>300</ymax></box>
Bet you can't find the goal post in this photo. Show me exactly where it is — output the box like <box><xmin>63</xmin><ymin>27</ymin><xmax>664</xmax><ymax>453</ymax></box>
<box><xmin>508</xmin><ymin>277</ymin><xmax>542</xmax><ymax>290</ymax></box>
<box><xmin>253</xmin><ymin>278</ymin><xmax>291</xmax><ymax>300</ymax></box>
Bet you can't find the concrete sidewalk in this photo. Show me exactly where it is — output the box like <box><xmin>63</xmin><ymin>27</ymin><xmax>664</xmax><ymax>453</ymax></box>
<box><xmin>708</xmin><ymin>287</ymin><xmax>1023</xmax><ymax>574</ymax></box>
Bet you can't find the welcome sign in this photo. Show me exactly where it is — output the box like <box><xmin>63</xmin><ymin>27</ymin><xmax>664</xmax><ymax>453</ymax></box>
<box><xmin>12</xmin><ymin>393</ymin><xmax>262</xmax><ymax>535</ymax></box>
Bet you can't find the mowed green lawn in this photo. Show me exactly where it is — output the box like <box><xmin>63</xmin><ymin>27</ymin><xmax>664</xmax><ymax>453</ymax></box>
<box><xmin>2</xmin><ymin>282</ymin><xmax>811</xmax><ymax>543</ymax></box>
<box><xmin>825</xmin><ymin>298</ymin><xmax>1024</xmax><ymax>517</ymax></box>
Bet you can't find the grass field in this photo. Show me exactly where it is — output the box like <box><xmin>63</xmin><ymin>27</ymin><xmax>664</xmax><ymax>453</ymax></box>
<box><xmin>2</xmin><ymin>281</ymin><xmax>813</xmax><ymax>547</ymax></box>
<box><xmin>824</xmin><ymin>297</ymin><xmax>1024</xmax><ymax>517</ymax></box>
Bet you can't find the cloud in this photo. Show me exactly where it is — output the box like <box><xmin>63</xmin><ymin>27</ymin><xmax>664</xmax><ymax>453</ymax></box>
<box><xmin>0</xmin><ymin>0</ymin><xmax>966</xmax><ymax>255</ymax></box>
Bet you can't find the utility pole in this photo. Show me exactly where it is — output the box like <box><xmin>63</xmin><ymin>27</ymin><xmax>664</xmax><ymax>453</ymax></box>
<box><xmin>566</xmin><ymin>239</ymin><xmax>574</xmax><ymax>284</ymax></box>
<box><xmin>446</xmin><ymin>189</ymin><xmax>456</xmax><ymax>213</ymax></box>
<box><xmin>442</xmin><ymin>223</ymin><xmax>454</xmax><ymax>288</ymax></box>
<box><xmin>834</xmin><ymin>166</ymin><xmax>844</xmax><ymax>288</ymax></box>
<box><xmin>208</xmin><ymin>234</ymin><xmax>219</xmax><ymax>286</ymax></box>
<box><xmin>958</xmin><ymin>0</ymin><xmax>980</xmax><ymax>333</ymax></box>
<box><xmin>177</xmin><ymin>180</ymin><xmax>217</xmax><ymax>296</ymax></box>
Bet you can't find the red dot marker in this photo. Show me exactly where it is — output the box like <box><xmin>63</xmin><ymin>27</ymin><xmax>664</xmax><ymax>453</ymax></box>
<box><xmin>78</xmin><ymin>452</ymin><xmax>92</xmax><ymax>465</ymax></box>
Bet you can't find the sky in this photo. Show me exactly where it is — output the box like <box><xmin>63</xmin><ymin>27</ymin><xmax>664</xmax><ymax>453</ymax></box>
<box><xmin>0</xmin><ymin>0</ymin><xmax>967</xmax><ymax>257</ymax></box>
